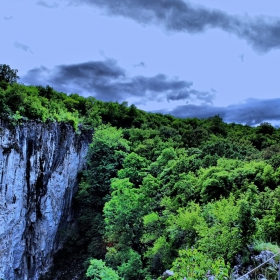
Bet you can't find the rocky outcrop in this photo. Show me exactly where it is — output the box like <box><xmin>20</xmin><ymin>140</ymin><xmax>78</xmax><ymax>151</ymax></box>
<box><xmin>231</xmin><ymin>250</ymin><xmax>279</xmax><ymax>280</ymax></box>
<box><xmin>0</xmin><ymin>120</ymin><xmax>92</xmax><ymax>280</ymax></box>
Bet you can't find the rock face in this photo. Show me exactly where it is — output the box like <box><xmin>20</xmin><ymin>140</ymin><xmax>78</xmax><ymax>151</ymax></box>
<box><xmin>0</xmin><ymin>120</ymin><xmax>91</xmax><ymax>280</ymax></box>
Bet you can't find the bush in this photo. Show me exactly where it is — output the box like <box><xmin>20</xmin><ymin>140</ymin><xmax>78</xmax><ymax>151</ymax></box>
<box><xmin>169</xmin><ymin>248</ymin><xmax>229</xmax><ymax>280</ymax></box>
<box><xmin>86</xmin><ymin>259</ymin><xmax>123</xmax><ymax>280</ymax></box>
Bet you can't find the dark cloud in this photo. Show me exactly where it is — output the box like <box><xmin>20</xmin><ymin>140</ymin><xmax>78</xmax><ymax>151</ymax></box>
<box><xmin>22</xmin><ymin>59</ymin><xmax>213</xmax><ymax>103</ymax></box>
<box><xmin>162</xmin><ymin>98</ymin><xmax>280</xmax><ymax>125</ymax></box>
<box><xmin>36</xmin><ymin>1</ymin><xmax>59</xmax><ymax>8</ymax></box>
<box><xmin>167</xmin><ymin>88</ymin><xmax>215</xmax><ymax>103</ymax></box>
<box><xmin>71</xmin><ymin>0</ymin><xmax>280</xmax><ymax>53</ymax></box>
<box><xmin>14</xmin><ymin>41</ymin><xmax>33</xmax><ymax>54</ymax></box>
<box><xmin>4</xmin><ymin>16</ymin><xmax>13</xmax><ymax>21</ymax></box>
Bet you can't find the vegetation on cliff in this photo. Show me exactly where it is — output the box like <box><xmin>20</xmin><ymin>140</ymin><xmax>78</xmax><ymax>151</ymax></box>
<box><xmin>2</xmin><ymin>65</ymin><xmax>280</xmax><ymax>279</ymax></box>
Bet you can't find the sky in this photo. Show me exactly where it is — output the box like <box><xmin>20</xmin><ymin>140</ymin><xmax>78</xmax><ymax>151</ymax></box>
<box><xmin>2</xmin><ymin>0</ymin><xmax>280</xmax><ymax>126</ymax></box>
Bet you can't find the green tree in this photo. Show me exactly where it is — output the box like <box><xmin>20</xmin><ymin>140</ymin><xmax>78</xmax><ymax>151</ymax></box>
<box><xmin>117</xmin><ymin>152</ymin><xmax>148</xmax><ymax>186</ymax></box>
<box><xmin>66</xmin><ymin>126</ymin><xmax>130</xmax><ymax>274</ymax></box>
<box><xmin>0</xmin><ymin>64</ymin><xmax>19</xmax><ymax>84</ymax></box>
<box><xmin>103</xmin><ymin>178</ymin><xmax>148</xmax><ymax>279</ymax></box>
<box><xmin>167</xmin><ymin>203</ymin><xmax>203</xmax><ymax>249</ymax></box>
<box><xmin>195</xmin><ymin>196</ymin><xmax>241</xmax><ymax>264</ymax></box>
<box><xmin>256</xmin><ymin>186</ymin><xmax>280</xmax><ymax>243</ymax></box>
<box><xmin>104</xmin><ymin>178</ymin><xmax>147</xmax><ymax>248</ymax></box>
<box><xmin>86</xmin><ymin>259</ymin><xmax>123</xmax><ymax>280</ymax></box>
<box><xmin>77</xmin><ymin>125</ymin><xmax>130</xmax><ymax>208</ymax></box>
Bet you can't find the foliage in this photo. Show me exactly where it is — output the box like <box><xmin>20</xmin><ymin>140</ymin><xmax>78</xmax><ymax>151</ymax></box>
<box><xmin>104</xmin><ymin>178</ymin><xmax>146</xmax><ymax>247</ymax></box>
<box><xmin>253</xmin><ymin>241</ymin><xmax>280</xmax><ymax>255</ymax></box>
<box><xmin>169</xmin><ymin>248</ymin><xmax>229</xmax><ymax>280</ymax></box>
<box><xmin>89</xmin><ymin>121</ymin><xmax>280</xmax><ymax>279</ymax></box>
<box><xmin>77</xmin><ymin>125</ymin><xmax>129</xmax><ymax>207</ymax></box>
<box><xmin>255</xmin><ymin>189</ymin><xmax>280</xmax><ymax>244</ymax></box>
<box><xmin>195</xmin><ymin>196</ymin><xmax>244</xmax><ymax>263</ymax></box>
<box><xmin>86</xmin><ymin>259</ymin><xmax>123</xmax><ymax>280</ymax></box>
<box><xmin>0</xmin><ymin>64</ymin><xmax>19</xmax><ymax>85</ymax></box>
<box><xmin>105</xmin><ymin>248</ymin><xmax>146</xmax><ymax>280</ymax></box>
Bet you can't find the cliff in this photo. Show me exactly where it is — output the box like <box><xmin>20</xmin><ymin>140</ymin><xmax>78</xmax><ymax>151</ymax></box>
<box><xmin>0</xmin><ymin>120</ymin><xmax>92</xmax><ymax>280</ymax></box>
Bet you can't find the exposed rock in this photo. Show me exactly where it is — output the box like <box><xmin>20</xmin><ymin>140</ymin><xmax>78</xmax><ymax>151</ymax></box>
<box><xmin>252</xmin><ymin>250</ymin><xmax>276</xmax><ymax>267</ymax></box>
<box><xmin>231</xmin><ymin>250</ymin><xmax>278</xmax><ymax>279</ymax></box>
<box><xmin>162</xmin><ymin>270</ymin><xmax>174</xmax><ymax>279</ymax></box>
<box><xmin>0</xmin><ymin>120</ymin><xmax>92</xmax><ymax>280</ymax></box>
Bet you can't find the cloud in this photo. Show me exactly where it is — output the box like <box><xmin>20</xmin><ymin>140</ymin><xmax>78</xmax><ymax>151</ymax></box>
<box><xmin>134</xmin><ymin>62</ymin><xmax>146</xmax><ymax>68</ymax></box>
<box><xmin>22</xmin><ymin>59</ymin><xmax>213</xmax><ymax>103</ymax></box>
<box><xmin>4</xmin><ymin>16</ymin><xmax>13</xmax><ymax>21</ymax></box>
<box><xmin>71</xmin><ymin>0</ymin><xmax>280</xmax><ymax>53</ymax></box>
<box><xmin>14</xmin><ymin>41</ymin><xmax>33</xmax><ymax>54</ymax></box>
<box><xmin>36</xmin><ymin>1</ymin><xmax>59</xmax><ymax>8</ymax></box>
<box><xmin>167</xmin><ymin>88</ymin><xmax>215</xmax><ymax>103</ymax></box>
<box><xmin>161</xmin><ymin>98</ymin><xmax>280</xmax><ymax>125</ymax></box>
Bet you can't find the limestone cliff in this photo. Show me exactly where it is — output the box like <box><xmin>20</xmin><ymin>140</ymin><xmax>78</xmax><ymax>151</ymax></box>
<box><xmin>0</xmin><ymin>120</ymin><xmax>91</xmax><ymax>280</ymax></box>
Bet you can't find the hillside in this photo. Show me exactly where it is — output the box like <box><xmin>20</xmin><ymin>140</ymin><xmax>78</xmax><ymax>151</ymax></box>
<box><xmin>1</xmin><ymin>70</ymin><xmax>280</xmax><ymax>279</ymax></box>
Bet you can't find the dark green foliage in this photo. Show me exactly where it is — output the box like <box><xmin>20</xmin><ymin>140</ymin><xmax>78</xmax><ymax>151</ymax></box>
<box><xmin>118</xmin><ymin>152</ymin><xmax>148</xmax><ymax>186</ymax></box>
<box><xmin>0</xmin><ymin>64</ymin><xmax>19</xmax><ymax>85</ymax></box>
<box><xmin>269</xmin><ymin>154</ymin><xmax>280</xmax><ymax>169</ymax></box>
<box><xmin>255</xmin><ymin>186</ymin><xmax>280</xmax><ymax>244</ymax></box>
<box><xmin>238</xmin><ymin>199</ymin><xmax>256</xmax><ymax>246</ymax></box>
<box><xmin>205</xmin><ymin>115</ymin><xmax>227</xmax><ymax>136</ymax></box>
<box><xmin>256</xmin><ymin>122</ymin><xmax>276</xmax><ymax>135</ymax></box>
<box><xmin>198</xmin><ymin>137</ymin><xmax>259</xmax><ymax>160</ymax></box>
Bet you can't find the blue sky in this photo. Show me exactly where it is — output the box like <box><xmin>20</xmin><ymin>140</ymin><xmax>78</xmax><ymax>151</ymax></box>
<box><xmin>2</xmin><ymin>0</ymin><xmax>280</xmax><ymax>125</ymax></box>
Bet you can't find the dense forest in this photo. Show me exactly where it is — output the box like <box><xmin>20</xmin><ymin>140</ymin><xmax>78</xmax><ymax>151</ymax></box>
<box><xmin>1</xmin><ymin>65</ymin><xmax>280</xmax><ymax>279</ymax></box>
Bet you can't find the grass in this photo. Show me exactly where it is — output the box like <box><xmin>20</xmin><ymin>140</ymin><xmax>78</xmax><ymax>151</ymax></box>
<box><xmin>254</xmin><ymin>241</ymin><xmax>280</xmax><ymax>255</ymax></box>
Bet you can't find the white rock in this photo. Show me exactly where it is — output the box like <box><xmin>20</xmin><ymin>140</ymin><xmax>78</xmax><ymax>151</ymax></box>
<box><xmin>0</xmin><ymin>120</ymin><xmax>91</xmax><ymax>280</ymax></box>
